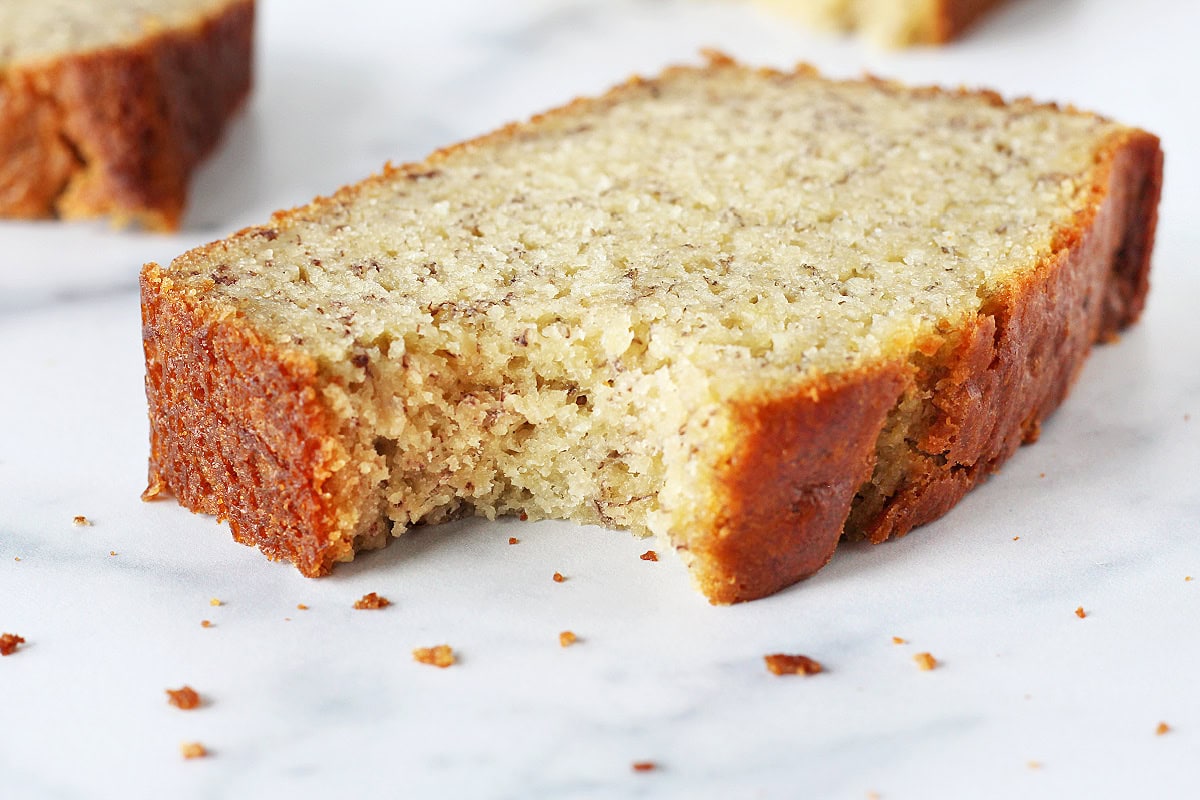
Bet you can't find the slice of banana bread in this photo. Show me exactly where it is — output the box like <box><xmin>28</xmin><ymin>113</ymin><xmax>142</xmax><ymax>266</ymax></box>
<box><xmin>760</xmin><ymin>0</ymin><xmax>1010</xmax><ymax>46</ymax></box>
<box><xmin>142</xmin><ymin>55</ymin><xmax>1162</xmax><ymax>603</ymax></box>
<box><xmin>0</xmin><ymin>0</ymin><xmax>254</xmax><ymax>230</ymax></box>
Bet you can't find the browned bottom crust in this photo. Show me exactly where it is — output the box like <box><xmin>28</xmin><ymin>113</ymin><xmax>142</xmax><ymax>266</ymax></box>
<box><xmin>140</xmin><ymin>95</ymin><xmax>1162</xmax><ymax>604</ymax></box>
<box><xmin>0</xmin><ymin>0</ymin><xmax>254</xmax><ymax>230</ymax></box>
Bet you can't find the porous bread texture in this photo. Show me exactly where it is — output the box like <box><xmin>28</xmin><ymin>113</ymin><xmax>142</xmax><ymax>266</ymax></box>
<box><xmin>0</xmin><ymin>0</ymin><xmax>253</xmax><ymax>229</ymax></box>
<box><xmin>758</xmin><ymin>0</ymin><xmax>1008</xmax><ymax>46</ymax></box>
<box><xmin>143</xmin><ymin>57</ymin><xmax>1161</xmax><ymax>603</ymax></box>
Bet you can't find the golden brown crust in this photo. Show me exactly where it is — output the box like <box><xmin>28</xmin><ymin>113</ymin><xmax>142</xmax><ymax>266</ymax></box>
<box><xmin>931</xmin><ymin>0</ymin><xmax>1011</xmax><ymax>43</ymax></box>
<box><xmin>696</xmin><ymin>368</ymin><xmax>908</xmax><ymax>604</ymax></box>
<box><xmin>857</xmin><ymin>129</ymin><xmax>1162</xmax><ymax>545</ymax></box>
<box><xmin>0</xmin><ymin>0</ymin><xmax>254</xmax><ymax>230</ymax></box>
<box><xmin>141</xmin><ymin>263</ymin><xmax>356</xmax><ymax>575</ymax></box>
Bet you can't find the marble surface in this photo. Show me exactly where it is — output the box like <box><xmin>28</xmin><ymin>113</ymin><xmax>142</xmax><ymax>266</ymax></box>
<box><xmin>2</xmin><ymin>1</ymin><xmax>1198</xmax><ymax>797</ymax></box>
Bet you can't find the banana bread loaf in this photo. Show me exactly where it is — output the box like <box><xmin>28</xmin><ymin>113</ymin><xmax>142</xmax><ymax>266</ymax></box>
<box><xmin>759</xmin><ymin>0</ymin><xmax>1010</xmax><ymax>46</ymax></box>
<box><xmin>142</xmin><ymin>55</ymin><xmax>1162</xmax><ymax>603</ymax></box>
<box><xmin>0</xmin><ymin>0</ymin><xmax>254</xmax><ymax>230</ymax></box>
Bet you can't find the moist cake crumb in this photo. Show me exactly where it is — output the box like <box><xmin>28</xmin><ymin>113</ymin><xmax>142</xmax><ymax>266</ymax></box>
<box><xmin>892</xmin><ymin>636</ymin><xmax>906</xmax><ymax>645</ymax></box>
<box><xmin>913</xmin><ymin>652</ymin><xmax>938</xmax><ymax>671</ymax></box>
<box><xmin>166</xmin><ymin>686</ymin><xmax>201</xmax><ymax>710</ymax></box>
<box><xmin>764</xmin><ymin>653</ymin><xmax>823</xmax><ymax>675</ymax></box>
<box><xmin>559</xmin><ymin>631</ymin><xmax>578</xmax><ymax>647</ymax></box>
<box><xmin>73</xmin><ymin>515</ymin><xmax>91</xmax><ymax>527</ymax></box>
<box><xmin>354</xmin><ymin>592</ymin><xmax>390</xmax><ymax>609</ymax></box>
<box><xmin>508</xmin><ymin>537</ymin><xmax>519</xmax><ymax>545</ymax></box>
<box><xmin>209</xmin><ymin>598</ymin><xmax>222</xmax><ymax>607</ymax></box>
<box><xmin>1156</xmin><ymin>722</ymin><xmax>1170</xmax><ymax>736</ymax></box>
<box><xmin>297</xmin><ymin>604</ymin><xmax>309</xmax><ymax>610</ymax></box>
<box><xmin>552</xmin><ymin>572</ymin><xmax>565</xmax><ymax>583</ymax></box>
<box><xmin>640</xmin><ymin>550</ymin><xmax>659</xmax><ymax>562</ymax></box>
<box><xmin>180</xmin><ymin>742</ymin><xmax>207</xmax><ymax>759</ymax></box>
<box><xmin>200</xmin><ymin>620</ymin><xmax>212</xmax><ymax>628</ymax></box>
<box><xmin>413</xmin><ymin>645</ymin><xmax>455</xmax><ymax>667</ymax></box>
<box><xmin>0</xmin><ymin>633</ymin><xmax>25</xmax><ymax>656</ymax></box>
<box><xmin>1075</xmin><ymin>606</ymin><xmax>1087</xmax><ymax>618</ymax></box>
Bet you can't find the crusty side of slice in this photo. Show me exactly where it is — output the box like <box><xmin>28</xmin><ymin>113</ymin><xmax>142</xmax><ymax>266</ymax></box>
<box><xmin>141</xmin><ymin>58</ymin><xmax>1162</xmax><ymax>602</ymax></box>
<box><xmin>0</xmin><ymin>0</ymin><xmax>253</xmax><ymax>230</ymax></box>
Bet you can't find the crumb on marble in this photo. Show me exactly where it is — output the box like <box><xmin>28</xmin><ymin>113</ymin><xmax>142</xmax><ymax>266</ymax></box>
<box><xmin>632</xmin><ymin>761</ymin><xmax>657</xmax><ymax>772</ymax></box>
<box><xmin>297</xmin><ymin>604</ymin><xmax>309</xmax><ymax>610</ymax></box>
<box><xmin>73</xmin><ymin>515</ymin><xmax>92</xmax><ymax>527</ymax></box>
<box><xmin>764</xmin><ymin>653</ymin><xmax>823</xmax><ymax>676</ymax></box>
<box><xmin>913</xmin><ymin>652</ymin><xmax>938</xmax><ymax>671</ymax></box>
<box><xmin>1012</xmin><ymin>536</ymin><xmax>1020</xmax><ymax>541</ymax></box>
<box><xmin>209</xmin><ymin>598</ymin><xmax>222</xmax><ymax>607</ymax></box>
<box><xmin>1156</xmin><ymin>722</ymin><xmax>1171</xmax><ymax>736</ymax></box>
<box><xmin>519</xmin><ymin>511</ymin><xmax>529</xmax><ymax>521</ymax></box>
<box><xmin>1186</xmin><ymin>576</ymin><xmax>1193</xmax><ymax>582</ymax></box>
<box><xmin>508</xmin><ymin>537</ymin><xmax>519</xmax><ymax>545</ymax></box>
<box><xmin>109</xmin><ymin>551</ymin><xmax>117</xmax><ymax>557</ymax></box>
<box><xmin>1075</xmin><ymin>606</ymin><xmax>1087</xmax><ymax>619</ymax></box>
<box><xmin>892</xmin><ymin>636</ymin><xmax>906</xmax><ymax>645</ymax></box>
<box><xmin>180</xmin><ymin>742</ymin><xmax>207</xmax><ymax>759</ymax></box>
<box><xmin>354</xmin><ymin>592</ymin><xmax>390</xmax><ymax>610</ymax></box>
<box><xmin>1027</xmin><ymin>760</ymin><xmax>1042</xmax><ymax>770</ymax></box>
<box><xmin>13</xmin><ymin>557</ymin><xmax>20</xmax><ymax>562</ymax></box>
<box><xmin>640</xmin><ymin>550</ymin><xmax>658</xmax><ymax>561</ymax></box>
<box><xmin>559</xmin><ymin>631</ymin><xmax>578</xmax><ymax>647</ymax></box>
<box><xmin>413</xmin><ymin>644</ymin><xmax>455</xmax><ymax>668</ymax></box>
<box><xmin>166</xmin><ymin>686</ymin><xmax>201</xmax><ymax>710</ymax></box>
<box><xmin>0</xmin><ymin>633</ymin><xmax>26</xmax><ymax>656</ymax></box>
<box><xmin>200</xmin><ymin>620</ymin><xmax>212</xmax><ymax>628</ymax></box>
<box><xmin>552</xmin><ymin>572</ymin><xmax>565</xmax><ymax>583</ymax></box>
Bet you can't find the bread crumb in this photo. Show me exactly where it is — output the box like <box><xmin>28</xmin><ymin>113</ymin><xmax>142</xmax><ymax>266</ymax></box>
<box><xmin>1012</xmin><ymin>536</ymin><xmax>1020</xmax><ymax>541</ymax></box>
<box><xmin>0</xmin><ymin>633</ymin><xmax>25</xmax><ymax>656</ymax></box>
<box><xmin>764</xmin><ymin>653</ymin><xmax>823</xmax><ymax>676</ymax></box>
<box><xmin>413</xmin><ymin>644</ymin><xmax>455</xmax><ymax>667</ymax></box>
<box><xmin>13</xmin><ymin>557</ymin><xmax>20</xmax><ymax>562</ymax></box>
<box><xmin>200</xmin><ymin>620</ymin><xmax>212</xmax><ymax>628</ymax></box>
<box><xmin>640</xmin><ymin>550</ymin><xmax>658</xmax><ymax>561</ymax></box>
<box><xmin>552</xmin><ymin>572</ymin><xmax>565</xmax><ymax>583</ymax></box>
<box><xmin>1186</xmin><ymin>576</ymin><xmax>1193</xmax><ymax>582</ymax></box>
<box><xmin>508</xmin><ymin>537</ymin><xmax>519</xmax><ymax>545</ymax></box>
<box><xmin>1027</xmin><ymin>760</ymin><xmax>1042</xmax><ymax>770</ymax></box>
<box><xmin>519</xmin><ymin>511</ymin><xmax>529</xmax><ymax>521</ymax></box>
<box><xmin>166</xmin><ymin>686</ymin><xmax>201</xmax><ymax>710</ymax></box>
<box><xmin>354</xmin><ymin>592</ymin><xmax>390</xmax><ymax>610</ymax></box>
<box><xmin>891</xmin><ymin>636</ymin><xmax>906</xmax><ymax>645</ymax></box>
<box><xmin>109</xmin><ymin>551</ymin><xmax>117</xmax><ymax>557</ymax></box>
<box><xmin>180</xmin><ymin>742</ymin><xmax>207</xmax><ymax>759</ymax></box>
<box><xmin>73</xmin><ymin>515</ymin><xmax>92</xmax><ymax>527</ymax></box>
<box><xmin>632</xmin><ymin>761</ymin><xmax>657</xmax><ymax>772</ymax></box>
<box><xmin>1075</xmin><ymin>606</ymin><xmax>1086</xmax><ymax>619</ymax></box>
<box><xmin>1156</xmin><ymin>722</ymin><xmax>1170</xmax><ymax>736</ymax></box>
<box><xmin>913</xmin><ymin>652</ymin><xmax>938</xmax><ymax>671</ymax></box>
<box><xmin>1038</xmin><ymin>472</ymin><xmax>1046</xmax><ymax>479</ymax></box>
<box><xmin>297</xmin><ymin>604</ymin><xmax>309</xmax><ymax>611</ymax></box>
<box><xmin>559</xmin><ymin>631</ymin><xmax>578</xmax><ymax>647</ymax></box>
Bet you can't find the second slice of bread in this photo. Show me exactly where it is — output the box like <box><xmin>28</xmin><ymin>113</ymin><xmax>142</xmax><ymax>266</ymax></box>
<box><xmin>142</xmin><ymin>56</ymin><xmax>1162</xmax><ymax>603</ymax></box>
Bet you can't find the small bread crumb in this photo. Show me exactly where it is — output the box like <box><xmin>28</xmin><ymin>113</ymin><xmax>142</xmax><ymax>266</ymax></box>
<box><xmin>13</xmin><ymin>556</ymin><xmax>20</xmax><ymax>562</ymax></box>
<box><xmin>913</xmin><ymin>652</ymin><xmax>938</xmax><ymax>671</ymax></box>
<box><xmin>1156</xmin><ymin>722</ymin><xmax>1170</xmax><ymax>736</ymax></box>
<box><xmin>632</xmin><ymin>761</ymin><xmax>657</xmax><ymax>772</ymax></box>
<box><xmin>109</xmin><ymin>551</ymin><xmax>117</xmax><ymax>557</ymax></box>
<box><xmin>1027</xmin><ymin>760</ymin><xmax>1042</xmax><ymax>770</ymax></box>
<box><xmin>297</xmin><ymin>604</ymin><xmax>308</xmax><ymax>611</ymax></box>
<box><xmin>166</xmin><ymin>686</ymin><xmax>201</xmax><ymax>710</ymax></box>
<box><xmin>1075</xmin><ymin>606</ymin><xmax>1086</xmax><ymax>619</ymax></box>
<box><xmin>354</xmin><ymin>592</ymin><xmax>390</xmax><ymax>610</ymax></box>
<box><xmin>209</xmin><ymin>598</ymin><xmax>222</xmax><ymax>607</ymax></box>
<box><xmin>519</xmin><ymin>512</ymin><xmax>529</xmax><ymax>521</ymax></box>
<box><xmin>764</xmin><ymin>653</ymin><xmax>823</xmax><ymax>676</ymax></box>
<box><xmin>0</xmin><ymin>633</ymin><xmax>25</xmax><ymax>656</ymax></box>
<box><xmin>891</xmin><ymin>636</ymin><xmax>906</xmax><ymax>645</ymax></box>
<box><xmin>180</xmin><ymin>742</ymin><xmax>207</xmax><ymax>759</ymax></box>
<box><xmin>1186</xmin><ymin>576</ymin><xmax>1193</xmax><ymax>582</ymax></box>
<box><xmin>508</xmin><ymin>537</ymin><xmax>519</xmax><ymax>545</ymax></box>
<box><xmin>559</xmin><ymin>631</ymin><xmax>578</xmax><ymax>647</ymax></box>
<box><xmin>1012</xmin><ymin>536</ymin><xmax>1020</xmax><ymax>541</ymax></box>
<box><xmin>413</xmin><ymin>644</ymin><xmax>455</xmax><ymax>668</ymax></box>
<box><xmin>200</xmin><ymin>620</ymin><xmax>212</xmax><ymax>628</ymax></box>
<box><xmin>552</xmin><ymin>572</ymin><xmax>565</xmax><ymax>583</ymax></box>
<box><xmin>73</xmin><ymin>515</ymin><xmax>92</xmax><ymax>527</ymax></box>
<box><xmin>640</xmin><ymin>550</ymin><xmax>658</xmax><ymax>561</ymax></box>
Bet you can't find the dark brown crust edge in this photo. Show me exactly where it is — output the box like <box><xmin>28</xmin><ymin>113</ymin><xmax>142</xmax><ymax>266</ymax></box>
<box><xmin>0</xmin><ymin>0</ymin><xmax>254</xmax><ymax>230</ymax></box>
<box><xmin>141</xmin><ymin>265</ymin><xmax>356</xmax><ymax>575</ymax></box>
<box><xmin>700</xmin><ymin>128</ymin><xmax>1162</xmax><ymax>604</ymax></box>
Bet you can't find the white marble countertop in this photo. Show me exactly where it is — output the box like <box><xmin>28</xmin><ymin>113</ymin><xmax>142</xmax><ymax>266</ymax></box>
<box><xmin>2</xmin><ymin>1</ymin><xmax>1198</xmax><ymax>797</ymax></box>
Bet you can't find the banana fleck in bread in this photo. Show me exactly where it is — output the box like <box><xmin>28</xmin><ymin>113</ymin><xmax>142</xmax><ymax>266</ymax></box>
<box><xmin>0</xmin><ymin>0</ymin><xmax>254</xmax><ymax>230</ymax></box>
<box><xmin>759</xmin><ymin>0</ymin><xmax>1010</xmax><ymax>46</ymax></box>
<box><xmin>142</xmin><ymin>55</ymin><xmax>1162</xmax><ymax>603</ymax></box>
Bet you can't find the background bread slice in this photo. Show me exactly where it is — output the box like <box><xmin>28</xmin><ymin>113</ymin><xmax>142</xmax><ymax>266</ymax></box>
<box><xmin>758</xmin><ymin>0</ymin><xmax>1010</xmax><ymax>46</ymax></box>
<box><xmin>141</xmin><ymin>57</ymin><xmax>1162</xmax><ymax>603</ymax></box>
<box><xmin>0</xmin><ymin>0</ymin><xmax>254</xmax><ymax>230</ymax></box>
